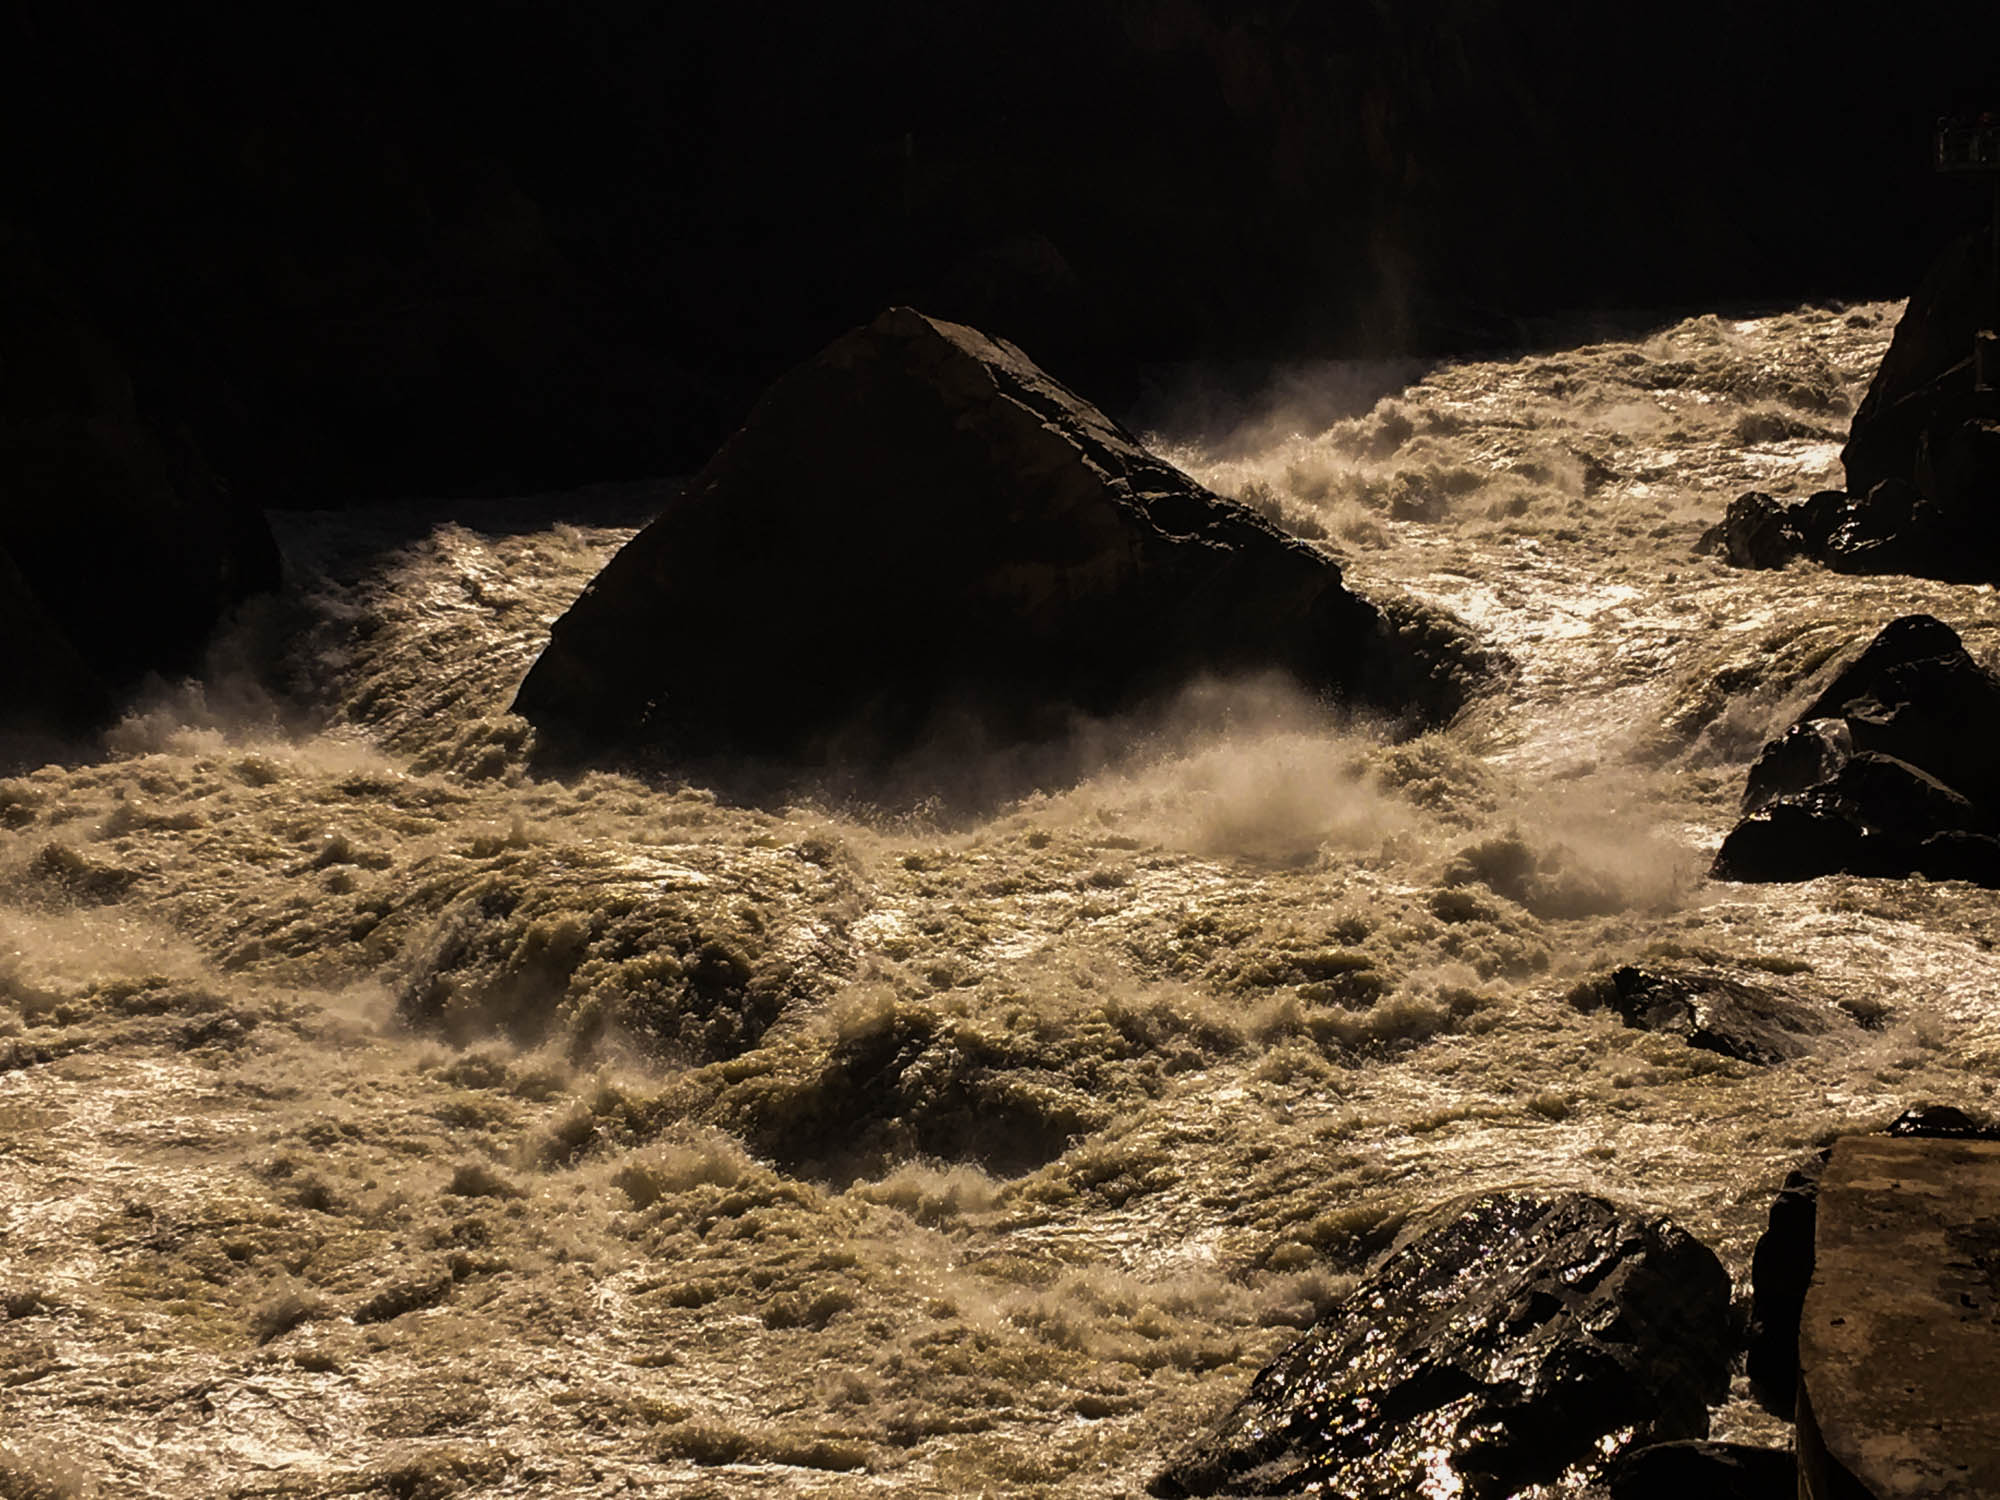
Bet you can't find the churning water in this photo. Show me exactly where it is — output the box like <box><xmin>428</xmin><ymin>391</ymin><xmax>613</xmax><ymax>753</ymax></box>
<box><xmin>5</xmin><ymin>302</ymin><xmax>1999</xmax><ymax>1497</ymax></box>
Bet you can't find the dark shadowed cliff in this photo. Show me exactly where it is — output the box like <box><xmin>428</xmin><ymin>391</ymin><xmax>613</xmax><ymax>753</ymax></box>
<box><xmin>4</xmin><ymin>1</ymin><xmax>1998</xmax><ymax>507</ymax></box>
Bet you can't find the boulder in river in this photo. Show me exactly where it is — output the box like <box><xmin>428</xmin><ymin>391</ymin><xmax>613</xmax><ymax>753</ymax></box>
<box><xmin>1565</xmin><ymin>964</ymin><xmax>1838</xmax><ymax>1065</ymax></box>
<box><xmin>1704</xmin><ymin>229</ymin><xmax>2000</xmax><ymax>583</ymax></box>
<box><xmin>514</xmin><ymin>308</ymin><xmax>1482</xmax><ymax>776</ymax></box>
<box><xmin>1152</xmin><ymin>1190</ymin><xmax>1732</xmax><ymax>1499</ymax></box>
<box><xmin>1843</xmin><ymin>228</ymin><xmax>1996</xmax><ymax>504</ymax></box>
<box><xmin>1713</xmin><ymin>615</ymin><xmax>2000</xmax><ymax>885</ymax></box>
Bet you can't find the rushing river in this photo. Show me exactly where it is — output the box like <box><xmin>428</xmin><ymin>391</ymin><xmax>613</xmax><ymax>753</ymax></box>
<box><xmin>4</xmin><ymin>301</ymin><xmax>1999</xmax><ymax>1498</ymax></box>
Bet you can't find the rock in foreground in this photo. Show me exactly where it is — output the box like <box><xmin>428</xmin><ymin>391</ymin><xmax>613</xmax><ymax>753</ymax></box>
<box><xmin>1152</xmin><ymin>1191</ymin><xmax>1731</xmax><ymax>1499</ymax></box>
<box><xmin>514</xmin><ymin>308</ymin><xmax>1480</xmax><ymax>774</ymax></box>
<box><xmin>1744</xmin><ymin>1105</ymin><xmax>1999</xmax><ymax>1420</ymax></box>
<box><xmin>1799</xmin><ymin>1135</ymin><xmax>2000</xmax><ymax>1500</ymax></box>
<box><xmin>1713</xmin><ymin>615</ymin><xmax>2000</xmax><ymax>885</ymax></box>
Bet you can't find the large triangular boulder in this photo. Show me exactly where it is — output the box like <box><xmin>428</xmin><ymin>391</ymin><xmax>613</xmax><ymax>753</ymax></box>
<box><xmin>514</xmin><ymin>308</ymin><xmax>1480</xmax><ymax>769</ymax></box>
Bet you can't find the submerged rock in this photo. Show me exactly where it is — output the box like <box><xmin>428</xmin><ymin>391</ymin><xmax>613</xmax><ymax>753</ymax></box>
<box><xmin>1714</xmin><ymin>615</ymin><xmax>2000</xmax><ymax>885</ymax></box>
<box><xmin>1152</xmin><ymin>1191</ymin><xmax>1731</xmax><ymax>1499</ymax></box>
<box><xmin>514</xmin><ymin>308</ymin><xmax>1482</xmax><ymax>778</ymax></box>
<box><xmin>1565</xmin><ymin>964</ymin><xmax>1837</xmax><ymax>1065</ymax></box>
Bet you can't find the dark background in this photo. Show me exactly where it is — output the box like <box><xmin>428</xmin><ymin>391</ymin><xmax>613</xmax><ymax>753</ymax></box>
<box><xmin>6</xmin><ymin>0</ymin><xmax>2000</xmax><ymax>508</ymax></box>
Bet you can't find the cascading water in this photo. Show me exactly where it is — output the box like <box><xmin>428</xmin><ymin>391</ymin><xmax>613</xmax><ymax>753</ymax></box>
<box><xmin>4</xmin><ymin>300</ymin><xmax>1997</xmax><ymax>1497</ymax></box>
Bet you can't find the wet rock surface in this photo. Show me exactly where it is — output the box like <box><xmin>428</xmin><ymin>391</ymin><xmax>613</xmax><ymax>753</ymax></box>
<box><xmin>1152</xmin><ymin>1191</ymin><xmax>1732</xmax><ymax>1499</ymax></box>
<box><xmin>515</xmin><ymin>308</ymin><xmax>1481</xmax><ymax>777</ymax></box>
<box><xmin>1713</xmin><ymin>615</ymin><xmax>2000</xmax><ymax>885</ymax></box>
<box><xmin>1565</xmin><ymin>964</ymin><xmax>1838</xmax><ymax>1065</ymax></box>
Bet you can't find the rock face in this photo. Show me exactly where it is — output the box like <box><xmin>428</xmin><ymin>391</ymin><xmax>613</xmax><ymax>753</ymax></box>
<box><xmin>514</xmin><ymin>308</ymin><xmax>1479</xmax><ymax>772</ymax></box>
<box><xmin>1713</xmin><ymin>616</ymin><xmax>2000</xmax><ymax>885</ymax></box>
<box><xmin>16</xmin><ymin>6</ymin><xmax>2000</xmax><ymax>503</ymax></box>
<box><xmin>1566</xmin><ymin>965</ymin><xmax>1837</xmax><ymax>1065</ymax></box>
<box><xmin>1744</xmin><ymin>1105</ymin><xmax>1999</xmax><ymax>1419</ymax></box>
<box><xmin>1797</xmin><ymin>1135</ymin><xmax>2000</xmax><ymax>1500</ymax></box>
<box><xmin>1703</xmin><ymin>229</ymin><xmax>2000</xmax><ymax>583</ymax></box>
<box><xmin>1152</xmin><ymin>1191</ymin><xmax>1733</xmax><ymax>1499</ymax></box>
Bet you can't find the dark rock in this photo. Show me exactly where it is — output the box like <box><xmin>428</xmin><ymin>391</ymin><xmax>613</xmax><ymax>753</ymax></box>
<box><xmin>1605</xmin><ymin>1440</ymin><xmax>1794</xmax><ymax>1500</ymax></box>
<box><xmin>0</xmin><ymin>544</ymin><xmax>112</xmax><ymax>734</ymax></box>
<box><xmin>1914</xmin><ymin>828</ymin><xmax>2000</xmax><ymax>886</ymax></box>
<box><xmin>1745</xmin><ymin>1158</ymin><xmax>1828</xmax><ymax>1417</ymax></box>
<box><xmin>1152</xmin><ymin>1191</ymin><xmax>1732</xmax><ymax>1499</ymax></box>
<box><xmin>1792</xmin><ymin>613</ymin><xmax>1973</xmax><ymax>724</ymax></box>
<box><xmin>1702</xmin><ymin>480</ymin><xmax>1969</xmax><ymax>581</ymax></box>
<box><xmin>1917</xmin><ymin>417</ymin><xmax>2000</xmax><ymax>540</ymax></box>
<box><xmin>514</xmin><ymin>308</ymin><xmax>1481</xmax><ymax>779</ymax></box>
<box><xmin>1698</xmin><ymin>491</ymin><xmax>1805</xmax><ymax>569</ymax></box>
<box><xmin>1711</xmin><ymin>228</ymin><xmax>2000</xmax><ymax>583</ymax></box>
<box><xmin>1566</xmin><ymin>965</ymin><xmax>1837</xmax><ymax>1065</ymax></box>
<box><xmin>1825</xmin><ymin>752</ymin><xmax>1991</xmax><ymax>840</ymax></box>
<box><xmin>1744</xmin><ymin>1104</ymin><xmax>2000</xmax><ymax>1418</ymax></box>
<box><xmin>1793</xmin><ymin>488</ymin><xmax>1858</xmax><ymax>553</ymax></box>
<box><xmin>1843</xmin><ymin>229</ymin><xmax>1995</xmax><ymax>502</ymax></box>
<box><xmin>1712</xmin><ymin>801</ymin><xmax>1872</xmax><ymax>884</ymax></box>
<box><xmin>1887</xmin><ymin>1103</ymin><xmax>2000</xmax><ymax>1140</ymax></box>
<box><xmin>1742</xmin><ymin>720</ymin><xmax>1852</xmax><ymax>813</ymax></box>
<box><xmin>1714</xmin><ymin>616</ymin><xmax>2000</xmax><ymax>885</ymax></box>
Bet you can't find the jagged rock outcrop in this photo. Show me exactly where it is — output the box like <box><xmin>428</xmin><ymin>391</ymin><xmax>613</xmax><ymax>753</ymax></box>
<box><xmin>514</xmin><ymin>308</ymin><xmax>1482</xmax><ymax>775</ymax></box>
<box><xmin>1713</xmin><ymin>616</ymin><xmax>2000</xmax><ymax>885</ymax></box>
<box><xmin>1151</xmin><ymin>1191</ymin><xmax>1732</xmax><ymax>1499</ymax></box>
<box><xmin>1703</xmin><ymin>229</ymin><xmax>2000</xmax><ymax>582</ymax></box>
<box><xmin>1844</xmin><ymin>229</ymin><xmax>1997</xmax><ymax>502</ymax></box>
<box><xmin>1565</xmin><ymin>964</ymin><xmax>1841</xmax><ymax>1065</ymax></box>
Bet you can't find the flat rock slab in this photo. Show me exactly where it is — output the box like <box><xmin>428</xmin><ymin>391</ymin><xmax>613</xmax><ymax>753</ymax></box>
<box><xmin>514</xmin><ymin>307</ymin><xmax>1481</xmax><ymax>779</ymax></box>
<box><xmin>1799</xmin><ymin>1135</ymin><xmax>2000</xmax><ymax>1499</ymax></box>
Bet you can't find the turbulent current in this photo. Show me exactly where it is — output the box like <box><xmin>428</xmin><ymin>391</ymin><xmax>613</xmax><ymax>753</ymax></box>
<box><xmin>7</xmin><ymin>302</ymin><xmax>2000</xmax><ymax>1498</ymax></box>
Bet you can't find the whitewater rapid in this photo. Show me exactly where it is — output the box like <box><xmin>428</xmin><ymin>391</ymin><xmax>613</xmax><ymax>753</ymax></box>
<box><xmin>4</xmin><ymin>301</ymin><xmax>1999</xmax><ymax>1497</ymax></box>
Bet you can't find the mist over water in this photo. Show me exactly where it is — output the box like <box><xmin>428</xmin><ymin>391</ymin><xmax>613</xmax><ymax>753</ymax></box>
<box><xmin>8</xmin><ymin>302</ymin><xmax>2000</xmax><ymax>1496</ymax></box>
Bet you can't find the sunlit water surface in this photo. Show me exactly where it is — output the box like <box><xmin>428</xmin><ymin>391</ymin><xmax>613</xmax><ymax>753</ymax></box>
<box><xmin>5</xmin><ymin>303</ymin><xmax>1999</xmax><ymax>1497</ymax></box>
